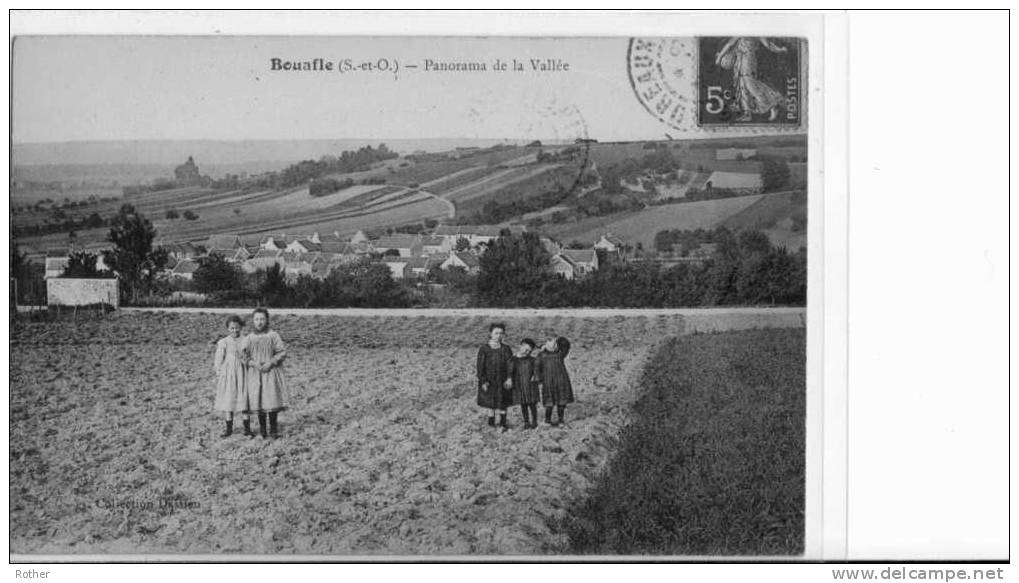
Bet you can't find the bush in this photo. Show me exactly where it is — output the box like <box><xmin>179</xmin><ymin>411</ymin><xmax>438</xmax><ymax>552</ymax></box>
<box><xmin>165</xmin><ymin>209</ymin><xmax>180</xmax><ymax>220</ymax></box>
<box><xmin>182</xmin><ymin>210</ymin><xmax>199</xmax><ymax>220</ymax></box>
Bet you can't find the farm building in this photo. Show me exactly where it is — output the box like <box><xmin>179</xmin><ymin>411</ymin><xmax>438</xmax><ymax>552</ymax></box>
<box><xmin>374</xmin><ymin>234</ymin><xmax>422</xmax><ymax>258</ymax></box>
<box><xmin>716</xmin><ymin>148</ymin><xmax>757</xmax><ymax>161</ymax></box>
<box><xmin>440</xmin><ymin>251</ymin><xmax>481</xmax><ymax>274</ymax></box>
<box><xmin>349</xmin><ymin>230</ymin><xmax>370</xmax><ymax>245</ymax></box>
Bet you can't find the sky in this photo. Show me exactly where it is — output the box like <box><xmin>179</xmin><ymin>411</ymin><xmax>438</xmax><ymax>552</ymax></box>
<box><xmin>13</xmin><ymin>36</ymin><xmax>804</xmax><ymax>144</ymax></box>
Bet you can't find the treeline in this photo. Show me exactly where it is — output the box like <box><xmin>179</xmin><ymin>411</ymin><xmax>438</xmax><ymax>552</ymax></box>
<box><xmin>186</xmin><ymin>254</ymin><xmax>412</xmax><ymax>308</ymax></box>
<box><xmin>309</xmin><ymin>175</ymin><xmax>388</xmax><ymax>197</ymax></box>
<box><xmin>252</xmin><ymin>144</ymin><xmax>398</xmax><ymax>191</ymax></box>
<box><xmin>13</xmin><ymin>211</ymin><xmax>108</xmax><ymax>238</ymax></box>
<box><xmin>476</xmin><ymin>230</ymin><xmax>805</xmax><ymax>308</ymax></box>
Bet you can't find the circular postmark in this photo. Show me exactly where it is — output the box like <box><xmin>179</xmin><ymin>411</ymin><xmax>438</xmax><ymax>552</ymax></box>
<box><xmin>627</xmin><ymin>38</ymin><xmax>697</xmax><ymax>132</ymax></box>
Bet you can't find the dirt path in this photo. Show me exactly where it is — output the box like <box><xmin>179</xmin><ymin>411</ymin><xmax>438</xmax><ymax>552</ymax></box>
<box><xmin>417</xmin><ymin>189</ymin><xmax>456</xmax><ymax>219</ymax></box>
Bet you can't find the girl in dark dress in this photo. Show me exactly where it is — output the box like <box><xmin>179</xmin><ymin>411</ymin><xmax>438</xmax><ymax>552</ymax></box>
<box><xmin>536</xmin><ymin>336</ymin><xmax>574</xmax><ymax>426</ymax></box>
<box><xmin>476</xmin><ymin>322</ymin><xmax>514</xmax><ymax>431</ymax></box>
<box><xmin>510</xmin><ymin>338</ymin><xmax>540</xmax><ymax>429</ymax></box>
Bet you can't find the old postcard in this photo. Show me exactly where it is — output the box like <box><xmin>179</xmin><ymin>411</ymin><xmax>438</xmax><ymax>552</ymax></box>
<box><xmin>10</xmin><ymin>12</ymin><xmax>824</xmax><ymax>562</ymax></box>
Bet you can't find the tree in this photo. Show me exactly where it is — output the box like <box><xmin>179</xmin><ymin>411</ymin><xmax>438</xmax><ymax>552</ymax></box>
<box><xmin>259</xmin><ymin>263</ymin><xmax>289</xmax><ymax>305</ymax></box>
<box><xmin>761</xmin><ymin>158</ymin><xmax>791</xmax><ymax>192</ymax></box>
<box><xmin>103</xmin><ymin>204</ymin><xmax>169</xmax><ymax>303</ymax></box>
<box><xmin>193</xmin><ymin>253</ymin><xmax>243</xmax><ymax>294</ymax></box>
<box><xmin>165</xmin><ymin>208</ymin><xmax>180</xmax><ymax>220</ymax></box>
<box><xmin>62</xmin><ymin>251</ymin><xmax>102</xmax><ymax>278</ymax></box>
<box><xmin>477</xmin><ymin>232</ymin><xmax>554</xmax><ymax>306</ymax></box>
<box><xmin>454</xmin><ymin>237</ymin><xmax>471</xmax><ymax>252</ymax></box>
<box><xmin>183</xmin><ymin>210</ymin><xmax>199</xmax><ymax>220</ymax></box>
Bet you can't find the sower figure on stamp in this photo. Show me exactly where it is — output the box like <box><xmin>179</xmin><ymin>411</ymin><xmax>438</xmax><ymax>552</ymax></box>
<box><xmin>242</xmin><ymin>308</ymin><xmax>289</xmax><ymax>439</ymax></box>
<box><xmin>476</xmin><ymin>322</ymin><xmax>514</xmax><ymax>431</ymax></box>
<box><xmin>715</xmin><ymin>37</ymin><xmax>788</xmax><ymax>122</ymax></box>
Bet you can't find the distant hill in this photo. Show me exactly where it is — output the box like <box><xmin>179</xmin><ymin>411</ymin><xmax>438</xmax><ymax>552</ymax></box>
<box><xmin>12</xmin><ymin>138</ymin><xmax>535</xmax><ymax>167</ymax></box>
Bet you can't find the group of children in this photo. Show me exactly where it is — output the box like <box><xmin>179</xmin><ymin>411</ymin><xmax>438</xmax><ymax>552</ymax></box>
<box><xmin>213</xmin><ymin>316</ymin><xmax>574</xmax><ymax>438</ymax></box>
<box><xmin>476</xmin><ymin>322</ymin><xmax>575</xmax><ymax>431</ymax></box>
<box><xmin>213</xmin><ymin>308</ymin><xmax>289</xmax><ymax>439</ymax></box>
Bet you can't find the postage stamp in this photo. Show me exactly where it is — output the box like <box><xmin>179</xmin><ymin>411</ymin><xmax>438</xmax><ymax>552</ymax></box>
<box><xmin>697</xmin><ymin>37</ymin><xmax>803</xmax><ymax>126</ymax></box>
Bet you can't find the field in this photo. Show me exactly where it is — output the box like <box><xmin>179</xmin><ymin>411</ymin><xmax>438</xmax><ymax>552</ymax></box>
<box><xmin>720</xmin><ymin>191</ymin><xmax>808</xmax><ymax>251</ymax></box>
<box><xmin>561</xmin><ymin>329</ymin><xmax>805</xmax><ymax>555</ymax></box>
<box><xmin>540</xmin><ymin>194</ymin><xmax>765</xmax><ymax>249</ymax></box>
<box><xmin>12</xmin><ymin>136</ymin><xmax>807</xmax><ymax>251</ymax></box>
<box><xmin>10</xmin><ymin>309</ymin><xmax>804</xmax><ymax>556</ymax></box>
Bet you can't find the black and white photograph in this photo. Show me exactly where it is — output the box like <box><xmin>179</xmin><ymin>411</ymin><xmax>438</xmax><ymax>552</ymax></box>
<box><xmin>6</xmin><ymin>22</ymin><xmax>819</xmax><ymax>560</ymax></box>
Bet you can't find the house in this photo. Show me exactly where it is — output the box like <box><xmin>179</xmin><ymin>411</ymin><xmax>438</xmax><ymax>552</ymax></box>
<box><xmin>171</xmin><ymin>259</ymin><xmax>200</xmax><ymax>280</ymax></box>
<box><xmin>381</xmin><ymin>256</ymin><xmax>410</xmax><ymax>279</ymax></box>
<box><xmin>317</xmin><ymin>240</ymin><xmax>349</xmax><ymax>256</ymax></box>
<box><xmin>349</xmin><ymin>230</ymin><xmax>370</xmax><ymax>245</ymax></box>
<box><xmin>373</xmin><ymin>234</ymin><xmax>422</xmax><ymax>258</ymax></box>
<box><xmin>242</xmin><ymin>249</ymin><xmax>284</xmax><ymax>273</ymax></box>
<box><xmin>420</xmin><ymin>236</ymin><xmax>445</xmax><ymax>255</ymax></box>
<box><xmin>716</xmin><ymin>147</ymin><xmax>757</xmax><ymax>161</ymax></box>
<box><xmin>433</xmin><ymin>225</ymin><xmax>526</xmax><ymax>251</ymax></box>
<box><xmin>209</xmin><ymin>247</ymin><xmax>250</xmax><ymax>262</ymax></box>
<box><xmin>551</xmin><ymin>248</ymin><xmax>599</xmax><ymax>280</ymax></box>
<box><xmin>440</xmin><ymin>251</ymin><xmax>481</xmax><ymax>274</ymax></box>
<box><xmin>550</xmin><ymin>254</ymin><xmax>577</xmax><ymax>280</ymax></box>
<box><xmin>404</xmin><ymin>256</ymin><xmax>434</xmax><ymax>279</ymax></box>
<box><xmin>165</xmin><ymin>241</ymin><xmax>199</xmax><ymax>262</ymax></box>
<box><xmin>594</xmin><ymin>233</ymin><xmax>626</xmax><ymax>253</ymax></box>
<box><xmin>259</xmin><ymin>235</ymin><xmax>288</xmax><ymax>251</ymax></box>
<box><xmin>282</xmin><ymin>252</ymin><xmax>322</xmax><ymax>281</ymax></box>
<box><xmin>286</xmin><ymin>238</ymin><xmax>322</xmax><ymax>254</ymax></box>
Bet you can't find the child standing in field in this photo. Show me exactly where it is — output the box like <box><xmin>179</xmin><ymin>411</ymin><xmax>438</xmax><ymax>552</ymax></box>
<box><xmin>536</xmin><ymin>336</ymin><xmax>575</xmax><ymax>427</ymax></box>
<box><xmin>476</xmin><ymin>322</ymin><xmax>514</xmax><ymax>431</ymax></box>
<box><xmin>242</xmin><ymin>308</ymin><xmax>289</xmax><ymax>439</ymax></box>
<box><xmin>213</xmin><ymin>315</ymin><xmax>254</xmax><ymax>438</ymax></box>
<box><xmin>510</xmin><ymin>338</ymin><xmax>540</xmax><ymax>430</ymax></box>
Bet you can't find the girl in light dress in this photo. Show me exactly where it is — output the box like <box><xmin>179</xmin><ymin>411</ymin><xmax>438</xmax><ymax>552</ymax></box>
<box><xmin>243</xmin><ymin>308</ymin><xmax>289</xmax><ymax>439</ymax></box>
<box><xmin>213</xmin><ymin>315</ymin><xmax>254</xmax><ymax>438</ymax></box>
